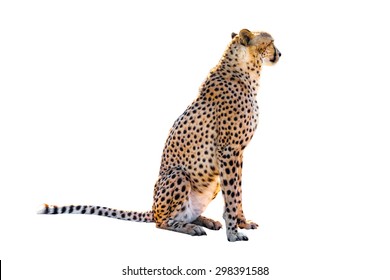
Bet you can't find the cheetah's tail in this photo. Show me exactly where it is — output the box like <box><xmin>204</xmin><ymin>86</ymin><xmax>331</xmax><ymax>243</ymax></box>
<box><xmin>37</xmin><ymin>204</ymin><xmax>154</xmax><ymax>223</ymax></box>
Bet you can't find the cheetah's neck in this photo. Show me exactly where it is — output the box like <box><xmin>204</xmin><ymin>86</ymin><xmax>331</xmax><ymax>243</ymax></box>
<box><xmin>213</xmin><ymin>39</ymin><xmax>262</xmax><ymax>88</ymax></box>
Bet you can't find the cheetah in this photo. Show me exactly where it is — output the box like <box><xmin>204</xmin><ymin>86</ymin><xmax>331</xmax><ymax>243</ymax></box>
<box><xmin>38</xmin><ymin>29</ymin><xmax>281</xmax><ymax>241</ymax></box>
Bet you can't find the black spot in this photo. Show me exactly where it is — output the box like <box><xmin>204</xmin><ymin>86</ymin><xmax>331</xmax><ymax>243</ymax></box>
<box><xmin>90</xmin><ymin>208</ymin><xmax>95</xmax><ymax>214</ymax></box>
<box><xmin>174</xmin><ymin>194</ymin><xmax>180</xmax><ymax>200</ymax></box>
<box><xmin>98</xmin><ymin>210</ymin><xmax>103</xmax><ymax>216</ymax></box>
<box><xmin>69</xmin><ymin>205</ymin><xmax>74</xmax><ymax>213</ymax></box>
<box><xmin>112</xmin><ymin>212</ymin><xmax>117</xmax><ymax>217</ymax></box>
<box><xmin>75</xmin><ymin>205</ymin><xmax>81</xmax><ymax>211</ymax></box>
<box><xmin>61</xmin><ymin>206</ymin><xmax>66</xmax><ymax>214</ymax></box>
<box><xmin>229</xmin><ymin>178</ymin><xmax>235</xmax><ymax>186</ymax></box>
<box><xmin>52</xmin><ymin>206</ymin><xmax>58</xmax><ymax>214</ymax></box>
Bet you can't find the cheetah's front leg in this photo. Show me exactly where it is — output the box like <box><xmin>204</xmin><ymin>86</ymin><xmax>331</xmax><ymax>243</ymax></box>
<box><xmin>218</xmin><ymin>148</ymin><xmax>249</xmax><ymax>241</ymax></box>
<box><xmin>236</xmin><ymin>154</ymin><xmax>259</xmax><ymax>230</ymax></box>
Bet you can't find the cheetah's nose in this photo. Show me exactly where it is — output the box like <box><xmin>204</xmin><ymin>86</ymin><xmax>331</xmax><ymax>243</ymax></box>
<box><xmin>279</xmin><ymin>52</ymin><xmax>282</xmax><ymax>57</ymax></box>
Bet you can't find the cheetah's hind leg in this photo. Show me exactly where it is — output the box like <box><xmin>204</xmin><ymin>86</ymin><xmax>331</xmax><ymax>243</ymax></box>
<box><xmin>153</xmin><ymin>167</ymin><xmax>207</xmax><ymax>237</ymax></box>
<box><xmin>158</xmin><ymin>219</ymin><xmax>207</xmax><ymax>236</ymax></box>
<box><xmin>237</xmin><ymin>211</ymin><xmax>259</xmax><ymax>229</ymax></box>
<box><xmin>238</xmin><ymin>219</ymin><xmax>259</xmax><ymax>230</ymax></box>
<box><xmin>192</xmin><ymin>215</ymin><xmax>222</xmax><ymax>230</ymax></box>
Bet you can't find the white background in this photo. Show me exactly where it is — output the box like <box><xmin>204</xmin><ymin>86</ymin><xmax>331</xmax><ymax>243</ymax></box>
<box><xmin>1</xmin><ymin>0</ymin><xmax>389</xmax><ymax>279</ymax></box>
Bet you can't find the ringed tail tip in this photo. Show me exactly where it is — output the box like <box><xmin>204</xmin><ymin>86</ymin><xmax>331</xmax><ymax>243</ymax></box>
<box><xmin>37</xmin><ymin>203</ymin><xmax>49</xmax><ymax>214</ymax></box>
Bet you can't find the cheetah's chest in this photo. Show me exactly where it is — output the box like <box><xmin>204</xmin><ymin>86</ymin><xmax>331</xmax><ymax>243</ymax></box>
<box><xmin>230</xmin><ymin>93</ymin><xmax>259</xmax><ymax>147</ymax></box>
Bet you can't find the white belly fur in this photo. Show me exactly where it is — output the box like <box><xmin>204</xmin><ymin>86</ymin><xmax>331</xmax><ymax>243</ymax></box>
<box><xmin>176</xmin><ymin>178</ymin><xmax>219</xmax><ymax>222</ymax></box>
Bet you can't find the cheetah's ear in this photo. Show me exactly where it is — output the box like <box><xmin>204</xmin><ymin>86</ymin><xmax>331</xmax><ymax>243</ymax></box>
<box><xmin>239</xmin><ymin>29</ymin><xmax>254</xmax><ymax>46</ymax></box>
<box><xmin>231</xmin><ymin>32</ymin><xmax>238</xmax><ymax>39</ymax></box>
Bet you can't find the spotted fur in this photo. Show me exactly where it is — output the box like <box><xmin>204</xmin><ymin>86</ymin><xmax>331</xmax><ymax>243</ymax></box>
<box><xmin>38</xmin><ymin>204</ymin><xmax>154</xmax><ymax>222</ymax></box>
<box><xmin>38</xmin><ymin>29</ymin><xmax>281</xmax><ymax>242</ymax></box>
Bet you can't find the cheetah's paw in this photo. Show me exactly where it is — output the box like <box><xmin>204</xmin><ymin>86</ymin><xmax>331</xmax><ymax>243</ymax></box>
<box><xmin>227</xmin><ymin>230</ymin><xmax>249</xmax><ymax>242</ymax></box>
<box><xmin>188</xmin><ymin>225</ymin><xmax>207</xmax><ymax>236</ymax></box>
<box><xmin>204</xmin><ymin>220</ymin><xmax>223</xmax><ymax>230</ymax></box>
<box><xmin>238</xmin><ymin>220</ymin><xmax>259</xmax><ymax>230</ymax></box>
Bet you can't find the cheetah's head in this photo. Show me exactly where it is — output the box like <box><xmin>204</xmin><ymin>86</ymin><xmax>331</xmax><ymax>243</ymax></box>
<box><xmin>231</xmin><ymin>29</ymin><xmax>281</xmax><ymax>65</ymax></box>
